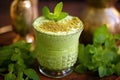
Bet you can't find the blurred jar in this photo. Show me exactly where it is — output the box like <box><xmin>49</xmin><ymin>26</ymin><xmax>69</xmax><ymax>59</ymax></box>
<box><xmin>31</xmin><ymin>0</ymin><xmax>39</xmax><ymax>20</ymax></box>
<box><xmin>10</xmin><ymin>0</ymin><xmax>38</xmax><ymax>43</ymax></box>
<box><xmin>80</xmin><ymin>0</ymin><xmax>120</xmax><ymax>44</ymax></box>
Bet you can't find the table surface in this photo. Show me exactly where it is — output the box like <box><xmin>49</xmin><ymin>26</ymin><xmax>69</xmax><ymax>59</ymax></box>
<box><xmin>1</xmin><ymin>1</ymin><xmax>120</xmax><ymax>80</ymax></box>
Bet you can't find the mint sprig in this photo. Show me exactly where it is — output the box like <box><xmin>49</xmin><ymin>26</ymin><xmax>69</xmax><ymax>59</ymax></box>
<box><xmin>0</xmin><ymin>41</ymin><xmax>39</xmax><ymax>80</ymax></box>
<box><xmin>42</xmin><ymin>2</ymin><xmax>68</xmax><ymax>21</ymax></box>
<box><xmin>75</xmin><ymin>24</ymin><xmax>120</xmax><ymax>78</ymax></box>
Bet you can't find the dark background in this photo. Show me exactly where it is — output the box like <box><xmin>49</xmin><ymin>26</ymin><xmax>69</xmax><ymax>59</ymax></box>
<box><xmin>0</xmin><ymin>0</ymin><xmax>120</xmax><ymax>27</ymax></box>
<box><xmin>0</xmin><ymin>0</ymin><xmax>86</xmax><ymax>27</ymax></box>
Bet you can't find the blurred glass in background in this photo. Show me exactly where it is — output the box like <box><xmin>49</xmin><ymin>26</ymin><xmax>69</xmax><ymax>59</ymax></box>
<box><xmin>79</xmin><ymin>0</ymin><xmax>120</xmax><ymax>44</ymax></box>
<box><xmin>10</xmin><ymin>0</ymin><xmax>38</xmax><ymax>43</ymax></box>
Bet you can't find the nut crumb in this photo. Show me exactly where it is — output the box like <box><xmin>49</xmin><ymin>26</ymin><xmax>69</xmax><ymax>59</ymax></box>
<box><xmin>39</xmin><ymin>17</ymin><xmax>81</xmax><ymax>32</ymax></box>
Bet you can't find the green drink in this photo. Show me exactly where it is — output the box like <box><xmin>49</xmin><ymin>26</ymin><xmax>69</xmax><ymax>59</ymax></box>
<box><xmin>33</xmin><ymin>2</ymin><xmax>83</xmax><ymax>78</ymax></box>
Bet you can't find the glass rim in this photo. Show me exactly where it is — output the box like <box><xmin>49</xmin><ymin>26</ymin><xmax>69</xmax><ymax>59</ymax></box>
<box><xmin>33</xmin><ymin>17</ymin><xmax>84</xmax><ymax>36</ymax></box>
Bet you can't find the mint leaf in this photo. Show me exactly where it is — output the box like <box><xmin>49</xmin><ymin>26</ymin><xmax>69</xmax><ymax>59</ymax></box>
<box><xmin>42</xmin><ymin>6</ymin><xmax>50</xmax><ymax>18</ymax></box>
<box><xmin>24</xmin><ymin>69</ymin><xmax>39</xmax><ymax>80</ymax></box>
<box><xmin>8</xmin><ymin>64</ymin><xmax>14</xmax><ymax>73</ymax></box>
<box><xmin>55</xmin><ymin>12</ymin><xmax>68</xmax><ymax>21</ymax></box>
<box><xmin>54</xmin><ymin>2</ymin><xmax>63</xmax><ymax>16</ymax></box>
<box><xmin>5</xmin><ymin>73</ymin><xmax>16</xmax><ymax>80</ymax></box>
<box><xmin>11</xmin><ymin>48</ymin><xmax>21</xmax><ymax>61</ymax></box>
<box><xmin>42</xmin><ymin>6</ymin><xmax>58</xmax><ymax>20</ymax></box>
<box><xmin>98</xmin><ymin>66</ymin><xmax>107</xmax><ymax>78</ymax></box>
<box><xmin>98</xmin><ymin>65</ymin><xmax>115</xmax><ymax>78</ymax></box>
<box><xmin>115</xmin><ymin>62</ymin><xmax>120</xmax><ymax>75</ymax></box>
<box><xmin>47</xmin><ymin>13</ymin><xmax>58</xmax><ymax>20</ymax></box>
<box><xmin>0</xmin><ymin>47</ymin><xmax>13</xmax><ymax>65</ymax></box>
<box><xmin>18</xmin><ymin>71</ymin><xmax>24</xmax><ymax>80</ymax></box>
<box><xmin>93</xmin><ymin>24</ymin><xmax>109</xmax><ymax>45</ymax></box>
<box><xmin>42</xmin><ymin>2</ymin><xmax>68</xmax><ymax>21</ymax></box>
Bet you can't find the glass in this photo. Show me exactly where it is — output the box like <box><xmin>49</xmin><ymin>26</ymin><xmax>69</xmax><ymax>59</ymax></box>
<box><xmin>10</xmin><ymin>0</ymin><xmax>38</xmax><ymax>43</ymax></box>
<box><xmin>33</xmin><ymin>18</ymin><xmax>83</xmax><ymax>78</ymax></box>
<box><xmin>10</xmin><ymin>0</ymin><xmax>33</xmax><ymax>36</ymax></box>
<box><xmin>79</xmin><ymin>0</ymin><xmax>120</xmax><ymax>44</ymax></box>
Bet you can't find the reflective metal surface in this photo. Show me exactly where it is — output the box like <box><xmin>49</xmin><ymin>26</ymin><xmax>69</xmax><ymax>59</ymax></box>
<box><xmin>80</xmin><ymin>0</ymin><xmax>120</xmax><ymax>44</ymax></box>
<box><xmin>10</xmin><ymin>0</ymin><xmax>33</xmax><ymax>36</ymax></box>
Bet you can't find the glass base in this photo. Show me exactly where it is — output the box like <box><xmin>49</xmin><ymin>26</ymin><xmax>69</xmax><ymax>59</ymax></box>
<box><xmin>39</xmin><ymin>65</ymin><xmax>73</xmax><ymax>78</ymax></box>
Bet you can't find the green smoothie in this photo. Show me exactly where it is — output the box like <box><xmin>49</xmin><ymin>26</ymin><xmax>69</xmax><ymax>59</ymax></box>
<box><xmin>33</xmin><ymin>15</ymin><xmax>83</xmax><ymax>70</ymax></box>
